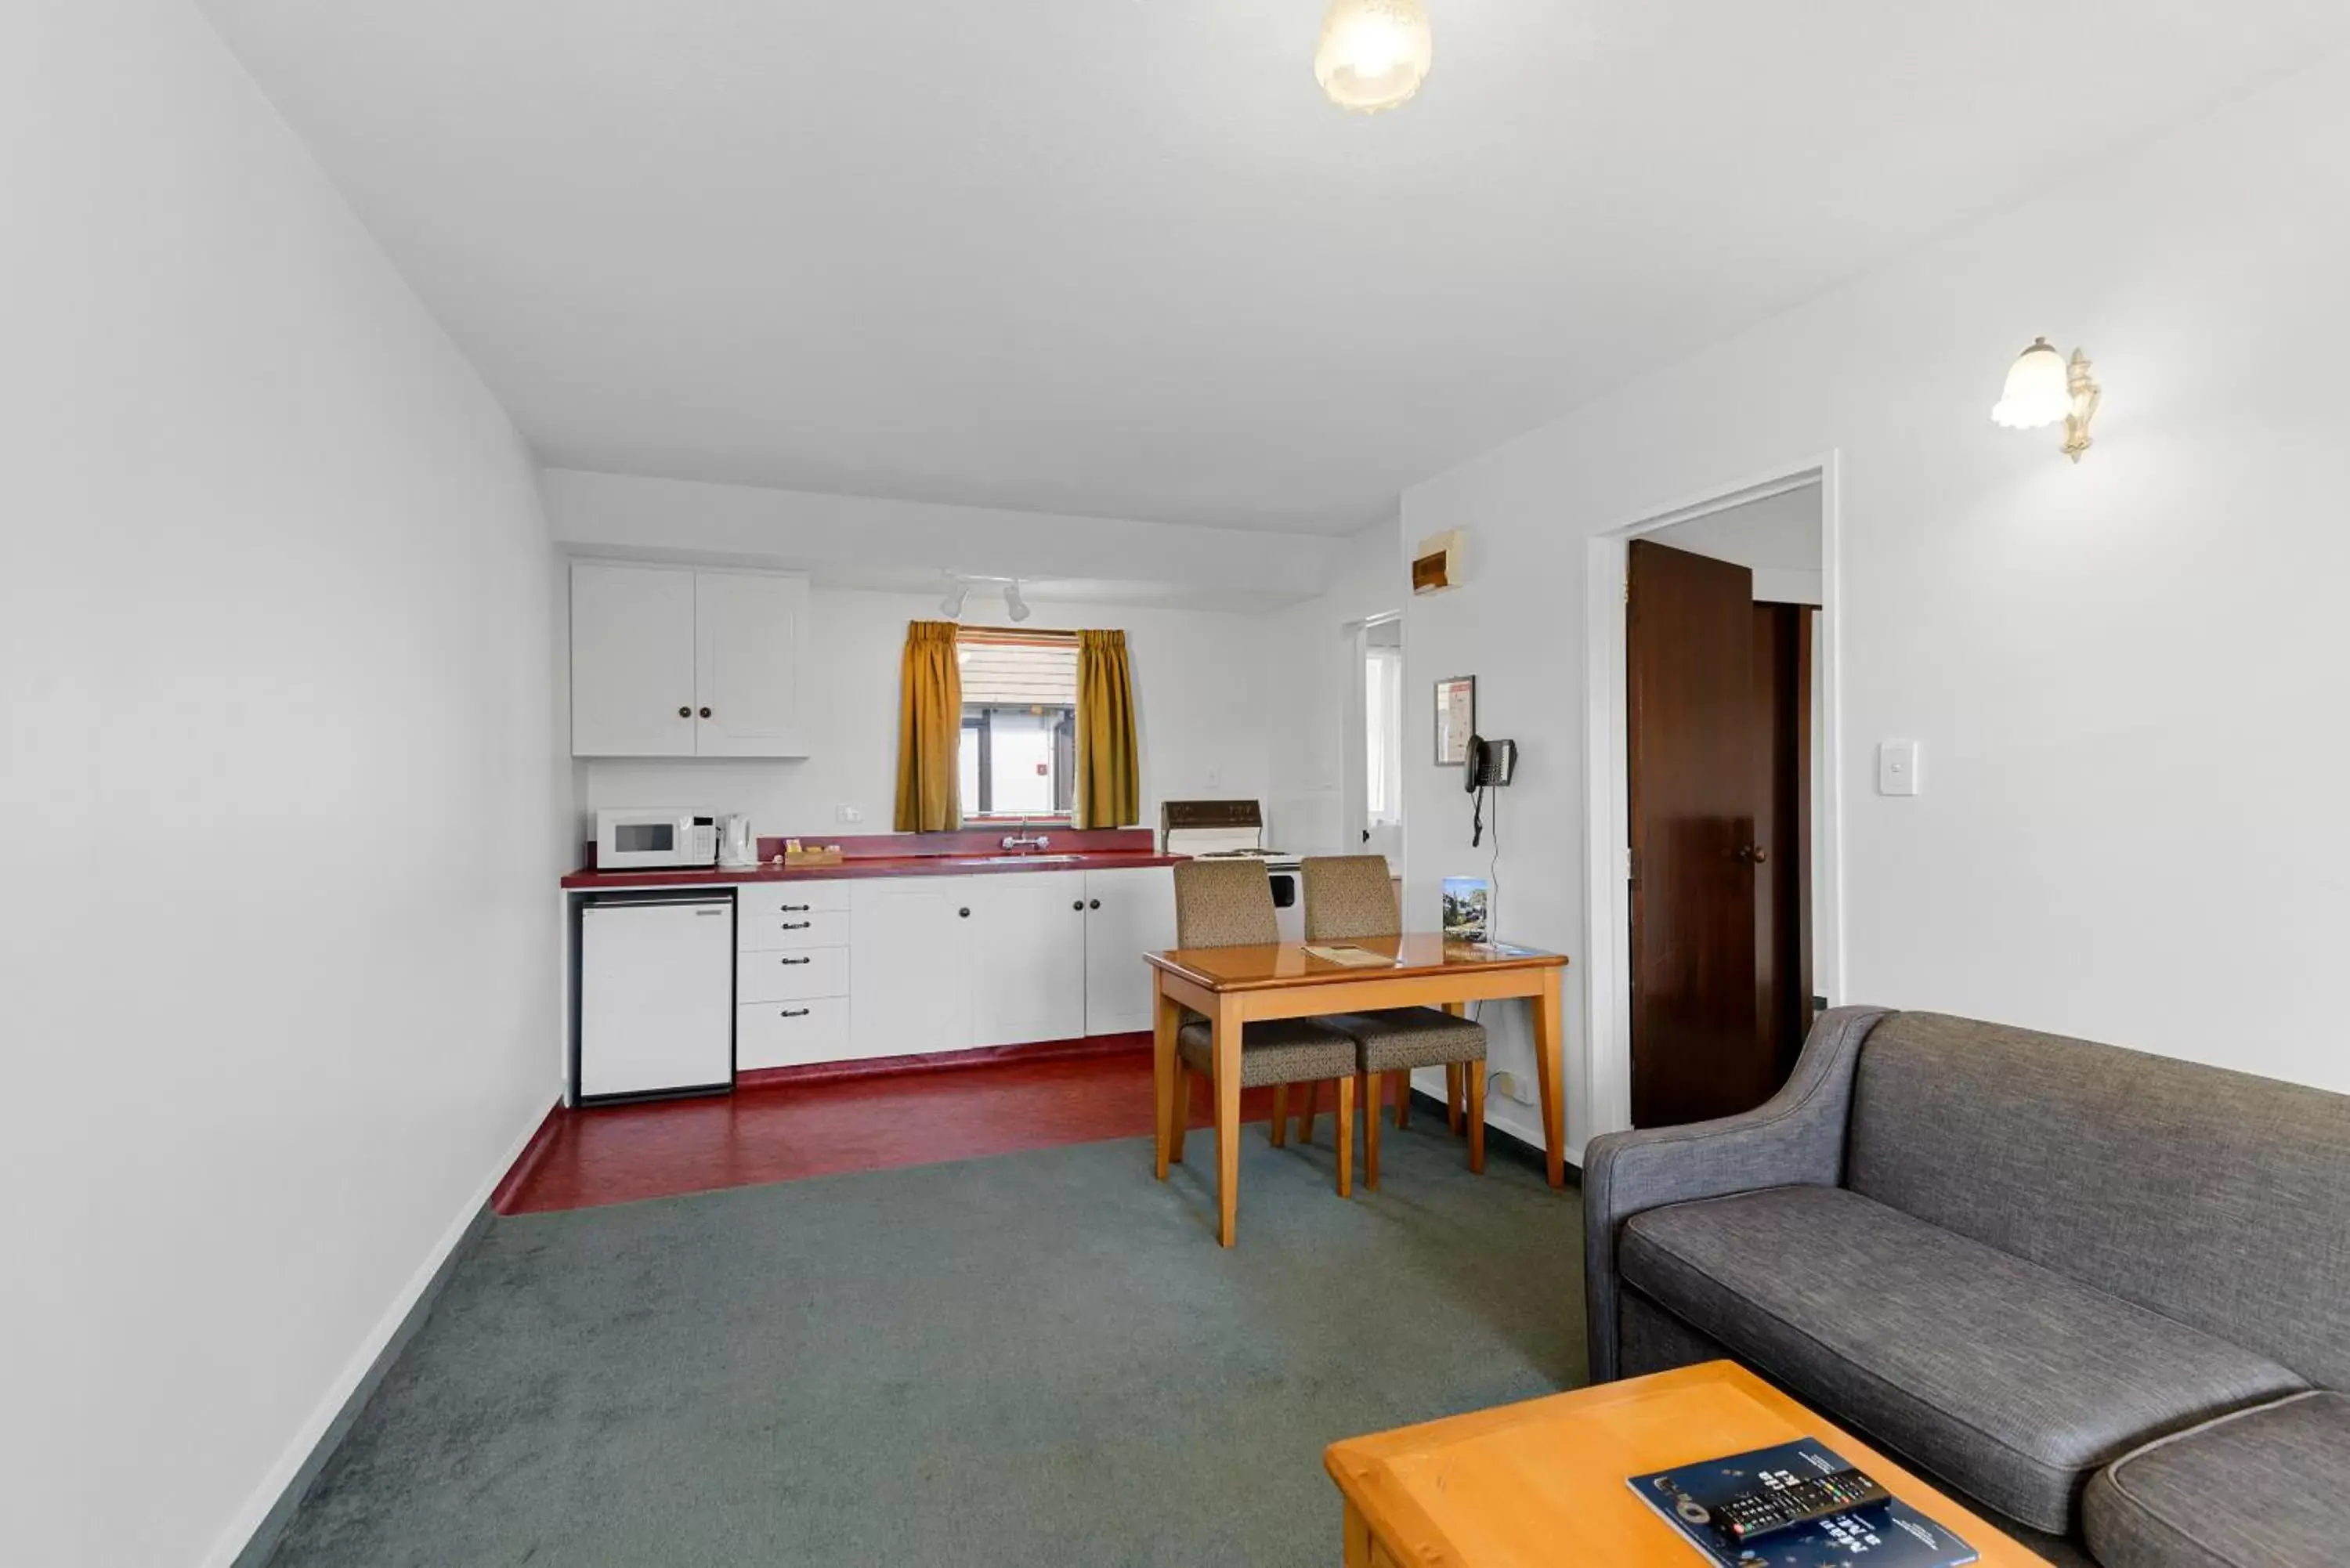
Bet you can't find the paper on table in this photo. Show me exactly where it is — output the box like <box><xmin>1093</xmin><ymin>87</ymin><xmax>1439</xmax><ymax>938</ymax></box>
<box><xmin>1303</xmin><ymin>945</ymin><xmax>1399</xmax><ymax>967</ymax></box>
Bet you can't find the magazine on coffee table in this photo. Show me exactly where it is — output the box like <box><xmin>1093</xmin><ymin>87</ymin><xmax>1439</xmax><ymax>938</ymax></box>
<box><xmin>1629</xmin><ymin>1438</ymin><xmax>1978</xmax><ymax>1567</ymax></box>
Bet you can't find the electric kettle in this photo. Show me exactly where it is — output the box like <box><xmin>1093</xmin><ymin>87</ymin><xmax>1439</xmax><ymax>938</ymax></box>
<box><xmin>716</xmin><ymin>813</ymin><xmax>757</xmax><ymax>869</ymax></box>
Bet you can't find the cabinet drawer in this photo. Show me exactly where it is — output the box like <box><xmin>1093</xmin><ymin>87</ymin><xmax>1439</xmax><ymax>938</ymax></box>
<box><xmin>736</xmin><ymin>997</ymin><xmax>850</xmax><ymax>1071</ymax></box>
<box><xmin>739</xmin><ymin>908</ymin><xmax>849</xmax><ymax>952</ymax></box>
<box><xmin>740</xmin><ymin>880</ymin><xmax>850</xmax><ymax>919</ymax></box>
<box><xmin>736</xmin><ymin>945</ymin><xmax>848</xmax><ymax>1003</ymax></box>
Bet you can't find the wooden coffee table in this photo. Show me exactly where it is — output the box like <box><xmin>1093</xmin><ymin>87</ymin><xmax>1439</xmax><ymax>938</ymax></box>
<box><xmin>1325</xmin><ymin>1362</ymin><xmax>2052</xmax><ymax>1566</ymax></box>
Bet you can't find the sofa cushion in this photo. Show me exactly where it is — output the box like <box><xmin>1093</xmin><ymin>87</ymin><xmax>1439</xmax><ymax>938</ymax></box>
<box><xmin>2083</xmin><ymin>1391</ymin><xmax>2350</xmax><ymax>1568</ymax></box>
<box><xmin>1619</xmin><ymin>1185</ymin><xmax>2304</xmax><ymax>1534</ymax></box>
<box><xmin>1846</xmin><ymin>1012</ymin><xmax>2350</xmax><ymax>1389</ymax></box>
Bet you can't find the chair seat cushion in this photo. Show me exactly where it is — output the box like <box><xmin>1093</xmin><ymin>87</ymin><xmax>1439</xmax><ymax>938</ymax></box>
<box><xmin>1327</xmin><ymin>1007</ymin><xmax>1487</xmax><ymax>1072</ymax></box>
<box><xmin>1175</xmin><ymin>1017</ymin><xmax>1355</xmax><ymax>1087</ymax></box>
<box><xmin>1620</xmin><ymin>1185</ymin><xmax>2304</xmax><ymax>1534</ymax></box>
<box><xmin>2083</xmin><ymin>1391</ymin><xmax>2350</xmax><ymax>1568</ymax></box>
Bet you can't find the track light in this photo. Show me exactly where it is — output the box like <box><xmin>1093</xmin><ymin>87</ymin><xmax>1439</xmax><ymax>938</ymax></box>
<box><xmin>939</xmin><ymin>584</ymin><xmax>969</xmax><ymax>618</ymax></box>
<box><xmin>1004</xmin><ymin>581</ymin><xmax>1030</xmax><ymax>622</ymax></box>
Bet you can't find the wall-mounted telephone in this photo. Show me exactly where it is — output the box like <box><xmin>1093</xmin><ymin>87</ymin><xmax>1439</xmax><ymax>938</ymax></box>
<box><xmin>1466</xmin><ymin>735</ymin><xmax>1515</xmax><ymax>848</ymax></box>
<box><xmin>1465</xmin><ymin>735</ymin><xmax>1517</xmax><ymax>791</ymax></box>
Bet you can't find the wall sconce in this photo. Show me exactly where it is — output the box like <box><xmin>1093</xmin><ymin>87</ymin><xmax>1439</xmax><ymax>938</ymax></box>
<box><xmin>1991</xmin><ymin>338</ymin><xmax>2101</xmax><ymax>462</ymax></box>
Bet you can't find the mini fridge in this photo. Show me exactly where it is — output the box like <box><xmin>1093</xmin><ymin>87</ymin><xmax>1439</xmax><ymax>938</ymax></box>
<box><xmin>575</xmin><ymin>891</ymin><xmax>735</xmax><ymax>1104</ymax></box>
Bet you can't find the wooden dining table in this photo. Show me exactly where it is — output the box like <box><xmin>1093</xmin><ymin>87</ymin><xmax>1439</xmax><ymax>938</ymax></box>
<box><xmin>1147</xmin><ymin>934</ymin><xmax>1570</xmax><ymax>1246</ymax></box>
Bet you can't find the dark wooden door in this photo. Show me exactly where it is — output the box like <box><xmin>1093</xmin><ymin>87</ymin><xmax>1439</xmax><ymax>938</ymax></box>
<box><xmin>1627</xmin><ymin>539</ymin><xmax>1769</xmax><ymax>1127</ymax></box>
<box><xmin>1752</xmin><ymin>602</ymin><xmax>1815</xmax><ymax>1088</ymax></box>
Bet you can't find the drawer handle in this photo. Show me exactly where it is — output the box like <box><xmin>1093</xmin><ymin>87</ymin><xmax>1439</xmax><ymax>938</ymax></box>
<box><xmin>779</xmin><ymin>1007</ymin><xmax>811</xmax><ymax>1018</ymax></box>
<box><xmin>779</xmin><ymin>956</ymin><xmax>813</xmax><ymax>966</ymax></box>
<box><xmin>780</xmin><ymin>904</ymin><xmax>812</xmax><ymax>912</ymax></box>
<box><xmin>780</xmin><ymin>920</ymin><xmax>813</xmax><ymax>930</ymax></box>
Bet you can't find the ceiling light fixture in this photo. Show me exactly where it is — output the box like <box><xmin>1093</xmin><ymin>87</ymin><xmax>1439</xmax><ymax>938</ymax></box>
<box><xmin>1315</xmin><ymin>0</ymin><xmax>1433</xmax><ymax>114</ymax></box>
<box><xmin>939</xmin><ymin>582</ymin><xmax>970</xmax><ymax>618</ymax></box>
<box><xmin>1992</xmin><ymin>337</ymin><xmax>2101</xmax><ymax>462</ymax></box>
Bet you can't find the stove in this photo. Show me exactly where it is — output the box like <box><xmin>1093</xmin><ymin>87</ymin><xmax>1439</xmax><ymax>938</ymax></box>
<box><xmin>1162</xmin><ymin>800</ymin><xmax>1303</xmax><ymax>937</ymax></box>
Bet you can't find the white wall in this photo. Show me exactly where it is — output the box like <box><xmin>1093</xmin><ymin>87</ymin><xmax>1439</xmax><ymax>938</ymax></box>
<box><xmin>543</xmin><ymin>468</ymin><xmax>1343</xmax><ymax>612</ymax></box>
<box><xmin>1401</xmin><ymin>51</ymin><xmax>2350</xmax><ymax>1159</ymax></box>
<box><xmin>1</xmin><ymin>4</ymin><xmax>562</xmax><ymax>1563</ymax></box>
<box><xmin>575</xmin><ymin>584</ymin><xmax>1275</xmax><ymax>844</ymax></box>
<box><xmin>1262</xmin><ymin>521</ymin><xmax>1409</xmax><ymax>856</ymax></box>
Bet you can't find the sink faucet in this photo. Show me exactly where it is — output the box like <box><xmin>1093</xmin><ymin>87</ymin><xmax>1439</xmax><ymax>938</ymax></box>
<box><xmin>1000</xmin><ymin>817</ymin><xmax>1052</xmax><ymax>853</ymax></box>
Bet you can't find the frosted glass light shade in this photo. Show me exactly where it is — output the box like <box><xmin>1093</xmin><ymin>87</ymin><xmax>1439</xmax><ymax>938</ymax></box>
<box><xmin>1990</xmin><ymin>338</ymin><xmax>2070</xmax><ymax>429</ymax></box>
<box><xmin>1316</xmin><ymin>0</ymin><xmax>1434</xmax><ymax>114</ymax></box>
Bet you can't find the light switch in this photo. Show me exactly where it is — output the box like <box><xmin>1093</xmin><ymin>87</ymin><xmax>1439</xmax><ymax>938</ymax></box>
<box><xmin>837</xmin><ymin>804</ymin><xmax>864</xmax><ymax>824</ymax></box>
<box><xmin>1878</xmin><ymin>740</ymin><xmax>1921</xmax><ymax>797</ymax></box>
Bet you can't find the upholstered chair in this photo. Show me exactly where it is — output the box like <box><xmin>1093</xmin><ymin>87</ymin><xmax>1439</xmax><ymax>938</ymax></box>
<box><xmin>1170</xmin><ymin>858</ymin><xmax>1360</xmax><ymax>1194</ymax></box>
<box><xmin>1300</xmin><ymin>854</ymin><xmax>1491</xmax><ymax>1185</ymax></box>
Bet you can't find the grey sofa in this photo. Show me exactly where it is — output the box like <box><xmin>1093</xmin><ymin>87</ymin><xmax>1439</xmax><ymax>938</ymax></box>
<box><xmin>1583</xmin><ymin>1008</ymin><xmax>2350</xmax><ymax>1567</ymax></box>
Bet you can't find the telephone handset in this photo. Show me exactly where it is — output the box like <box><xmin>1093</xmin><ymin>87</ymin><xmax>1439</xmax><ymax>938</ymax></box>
<box><xmin>1464</xmin><ymin>735</ymin><xmax>1517</xmax><ymax>791</ymax></box>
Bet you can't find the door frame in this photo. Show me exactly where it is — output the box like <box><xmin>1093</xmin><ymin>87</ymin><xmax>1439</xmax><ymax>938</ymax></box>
<box><xmin>1581</xmin><ymin>452</ymin><xmax>1846</xmax><ymax>1137</ymax></box>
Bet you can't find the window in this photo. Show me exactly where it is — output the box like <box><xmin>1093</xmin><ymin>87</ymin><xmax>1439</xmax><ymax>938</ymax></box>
<box><xmin>957</xmin><ymin>634</ymin><xmax>1079</xmax><ymax>818</ymax></box>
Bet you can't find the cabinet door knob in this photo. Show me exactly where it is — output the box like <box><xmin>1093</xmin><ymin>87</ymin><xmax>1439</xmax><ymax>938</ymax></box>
<box><xmin>678</xmin><ymin>706</ymin><xmax>692</xmax><ymax>718</ymax></box>
<box><xmin>958</xmin><ymin>907</ymin><xmax>971</xmax><ymax>918</ymax></box>
<box><xmin>1088</xmin><ymin>898</ymin><xmax>1101</xmax><ymax>909</ymax></box>
<box><xmin>1072</xmin><ymin>900</ymin><xmax>1085</xmax><ymax>911</ymax></box>
<box><xmin>700</xmin><ymin>706</ymin><xmax>713</xmax><ymax>718</ymax></box>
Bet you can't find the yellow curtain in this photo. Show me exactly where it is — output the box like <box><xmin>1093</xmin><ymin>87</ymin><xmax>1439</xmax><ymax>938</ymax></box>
<box><xmin>1075</xmin><ymin>628</ymin><xmax>1140</xmax><ymax>829</ymax></box>
<box><xmin>894</xmin><ymin>621</ymin><xmax>963</xmax><ymax>832</ymax></box>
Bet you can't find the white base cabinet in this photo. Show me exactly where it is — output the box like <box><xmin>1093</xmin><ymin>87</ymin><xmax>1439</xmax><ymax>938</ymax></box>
<box><xmin>849</xmin><ymin>876</ymin><xmax>977</xmax><ymax>1060</ymax></box>
<box><xmin>1083</xmin><ymin>865</ymin><xmax>1178</xmax><ymax>1035</ymax></box>
<box><xmin>848</xmin><ymin>864</ymin><xmax>1176</xmax><ymax>1060</ymax></box>
<box><xmin>736</xmin><ymin>880</ymin><xmax>852</xmax><ymax>1070</ymax></box>
<box><xmin>973</xmin><ymin>870</ymin><xmax>1090</xmax><ymax>1046</ymax></box>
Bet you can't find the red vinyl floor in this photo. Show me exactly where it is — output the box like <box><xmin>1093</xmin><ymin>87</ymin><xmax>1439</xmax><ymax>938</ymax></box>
<box><xmin>496</xmin><ymin>1043</ymin><xmax>1407</xmax><ymax>1215</ymax></box>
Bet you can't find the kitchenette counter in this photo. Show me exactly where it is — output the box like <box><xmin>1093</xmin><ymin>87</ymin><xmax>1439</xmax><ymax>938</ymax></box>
<box><xmin>562</xmin><ymin>826</ymin><xmax>1184</xmax><ymax>890</ymax></box>
<box><xmin>561</xmin><ymin>848</ymin><xmax>1185</xmax><ymax>891</ymax></box>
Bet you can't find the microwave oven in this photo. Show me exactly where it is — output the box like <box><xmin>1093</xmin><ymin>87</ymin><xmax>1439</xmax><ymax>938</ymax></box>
<box><xmin>596</xmin><ymin>809</ymin><xmax>718</xmax><ymax>870</ymax></box>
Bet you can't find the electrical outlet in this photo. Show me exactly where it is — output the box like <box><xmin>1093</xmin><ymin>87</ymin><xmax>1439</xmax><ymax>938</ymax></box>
<box><xmin>1491</xmin><ymin>1070</ymin><xmax>1536</xmax><ymax>1105</ymax></box>
<box><xmin>837</xmin><ymin>804</ymin><xmax>864</xmax><ymax>824</ymax></box>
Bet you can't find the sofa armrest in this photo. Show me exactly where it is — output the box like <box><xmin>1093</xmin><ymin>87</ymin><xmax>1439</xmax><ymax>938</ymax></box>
<box><xmin>1581</xmin><ymin>1005</ymin><xmax>1890</xmax><ymax>1382</ymax></box>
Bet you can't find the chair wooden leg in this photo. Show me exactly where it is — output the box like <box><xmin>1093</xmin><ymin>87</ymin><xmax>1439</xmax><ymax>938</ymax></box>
<box><xmin>1296</xmin><ymin>1080</ymin><xmax>1317</xmax><ymax>1146</ymax></box>
<box><xmin>1394</xmin><ymin>1070</ymin><xmax>1411</xmax><ymax>1129</ymax></box>
<box><xmin>1361</xmin><ymin>1069</ymin><xmax>1382</xmax><ymax>1190</ymax></box>
<box><xmin>1270</xmin><ymin>1083</ymin><xmax>1288</xmax><ymax>1147</ymax></box>
<box><xmin>1466</xmin><ymin>1058</ymin><xmax>1487</xmax><ymax>1175</ymax></box>
<box><xmin>1446</xmin><ymin>1063</ymin><xmax>1464</xmax><ymax>1134</ymax></box>
<box><xmin>1170</xmin><ymin>1060</ymin><xmax>1189</xmax><ymax>1165</ymax></box>
<box><xmin>1335</xmin><ymin>1075</ymin><xmax>1355</xmax><ymax>1198</ymax></box>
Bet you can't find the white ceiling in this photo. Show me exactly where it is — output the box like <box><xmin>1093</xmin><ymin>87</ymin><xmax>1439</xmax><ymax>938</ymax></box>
<box><xmin>199</xmin><ymin>1</ymin><xmax>2350</xmax><ymax>535</ymax></box>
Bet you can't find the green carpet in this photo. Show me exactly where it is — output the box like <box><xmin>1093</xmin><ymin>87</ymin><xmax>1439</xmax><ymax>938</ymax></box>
<box><xmin>268</xmin><ymin>1119</ymin><xmax>1585</xmax><ymax>1566</ymax></box>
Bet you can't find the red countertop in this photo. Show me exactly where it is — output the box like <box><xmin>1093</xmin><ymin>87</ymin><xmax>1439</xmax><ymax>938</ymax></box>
<box><xmin>561</xmin><ymin>826</ymin><xmax>1185</xmax><ymax>891</ymax></box>
<box><xmin>561</xmin><ymin>849</ymin><xmax>1185</xmax><ymax>891</ymax></box>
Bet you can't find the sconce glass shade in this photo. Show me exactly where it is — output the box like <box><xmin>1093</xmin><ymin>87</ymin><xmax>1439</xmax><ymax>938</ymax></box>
<box><xmin>1315</xmin><ymin>0</ymin><xmax>1434</xmax><ymax>114</ymax></box>
<box><xmin>1990</xmin><ymin>338</ymin><xmax>2071</xmax><ymax>429</ymax></box>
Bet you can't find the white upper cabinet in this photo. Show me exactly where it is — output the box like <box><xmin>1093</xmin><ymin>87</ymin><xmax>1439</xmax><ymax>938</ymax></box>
<box><xmin>570</xmin><ymin>562</ymin><xmax>698</xmax><ymax>757</ymax></box>
<box><xmin>569</xmin><ymin>561</ymin><xmax>810</xmax><ymax>758</ymax></box>
<box><xmin>695</xmin><ymin>570</ymin><xmax>808</xmax><ymax>757</ymax></box>
<box><xmin>972</xmin><ymin>870</ymin><xmax>1089</xmax><ymax>1046</ymax></box>
<box><xmin>1083</xmin><ymin>865</ymin><xmax>1177</xmax><ymax>1036</ymax></box>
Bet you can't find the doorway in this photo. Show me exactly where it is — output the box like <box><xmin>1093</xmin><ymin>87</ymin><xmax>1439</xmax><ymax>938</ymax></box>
<box><xmin>1582</xmin><ymin>461</ymin><xmax>1843</xmax><ymax>1136</ymax></box>
<box><xmin>1347</xmin><ymin>614</ymin><xmax>1405</xmax><ymax>862</ymax></box>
